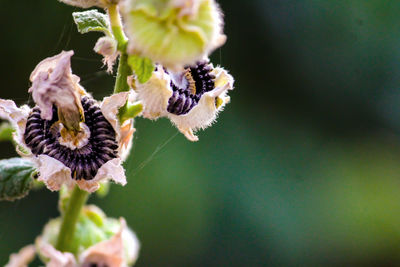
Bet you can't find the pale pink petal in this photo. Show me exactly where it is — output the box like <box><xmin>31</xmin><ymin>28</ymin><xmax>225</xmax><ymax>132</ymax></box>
<box><xmin>80</xmin><ymin>218</ymin><xmax>140</xmax><ymax>267</ymax></box>
<box><xmin>76</xmin><ymin>158</ymin><xmax>126</xmax><ymax>193</ymax></box>
<box><xmin>100</xmin><ymin>92</ymin><xmax>135</xmax><ymax>160</ymax></box>
<box><xmin>29</xmin><ymin>51</ymin><xmax>83</xmax><ymax>132</ymax></box>
<box><xmin>5</xmin><ymin>245</ymin><xmax>36</xmax><ymax>267</ymax></box>
<box><xmin>36</xmin><ymin>155</ymin><xmax>74</xmax><ymax>192</ymax></box>
<box><xmin>134</xmin><ymin>67</ymin><xmax>172</xmax><ymax>119</ymax></box>
<box><xmin>0</xmin><ymin>99</ymin><xmax>31</xmax><ymax>155</ymax></box>
<box><xmin>37</xmin><ymin>238</ymin><xmax>77</xmax><ymax>267</ymax></box>
<box><xmin>94</xmin><ymin>36</ymin><xmax>119</xmax><ymax>73</ymax></box>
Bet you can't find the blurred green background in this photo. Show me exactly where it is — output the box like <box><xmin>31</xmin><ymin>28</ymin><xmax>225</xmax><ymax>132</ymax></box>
<box><xmin>2</xmin><ymin>0</ymin><xmax>400</xmax><ymax>266</ymax></box>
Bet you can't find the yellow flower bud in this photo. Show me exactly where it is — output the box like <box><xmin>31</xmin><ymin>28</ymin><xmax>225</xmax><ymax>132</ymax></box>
<box><xmin>122</xmin><ymin>0</ymin><xmax>226</xmax><ymax>69</ymax></box>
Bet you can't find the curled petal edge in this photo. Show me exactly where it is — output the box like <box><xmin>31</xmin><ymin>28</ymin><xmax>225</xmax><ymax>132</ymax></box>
<box><xmin>0</xmin><ymin>99</ymin><xmax>32</xmax><ymax>155</ymax></box>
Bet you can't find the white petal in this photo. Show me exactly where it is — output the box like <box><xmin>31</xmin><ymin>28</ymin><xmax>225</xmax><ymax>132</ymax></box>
<box><xmin>76</xmin><ymin>158</ymin><xmax>126</xmax><ymax>193</ymax></box>
<box><xmin>134</xmin><ymin>67</ymin><xmax>172</xmax><ymax>119</ymax></box>
<box><xmin>100</xmin><ymin>91</ymin><xmax>134</xmax><ymax>160</ymax></box>
<box><xmin>36</xmin><ymin>155</ymin><xmax>74</xmax><ymax>192</ymax></box>
<box><xmin>168</xmin><ymin>67</ymin><xmax>234</xmax><ymax>141</ymax></box>
<box><xmin>80</xmin><ymin>218</ymin><xmax>140</xmax><ymax>267</ymax></box>
<box><xmin>37</xmin><ymin>238</ymin><xmax>77</xmax><ymax>267</ymax></box>
<box><xmin>5</xmin><ymin>245</ymin><xmax>36</xmax><ymax>267</ymax></box>
<box><xmin>0</xmin><ymin>99</ymin><xmax>31</xmax><ymax>155</ymax></box>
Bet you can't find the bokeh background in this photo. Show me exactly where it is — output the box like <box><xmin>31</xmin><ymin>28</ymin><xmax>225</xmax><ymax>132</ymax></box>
<box><xmin>1</xmin><ymin>0</ymin><xmax>400</xmax><ymax>266</ymax></box>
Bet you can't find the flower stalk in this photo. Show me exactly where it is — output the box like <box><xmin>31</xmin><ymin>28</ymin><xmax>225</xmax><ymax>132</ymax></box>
<box><xmin>56</xmin><ymin>186</ymin><xmax>89</xmax><ymax>252</ymax></box>
<box><xmin>55</xmin><ymin>5</ymin><xmax>130</xmax><ymax>254</ymax></box>
<box><xmin>109</xmin><ymin>4</ymin><xmax>133</xmax><ymax>123</ymax></box>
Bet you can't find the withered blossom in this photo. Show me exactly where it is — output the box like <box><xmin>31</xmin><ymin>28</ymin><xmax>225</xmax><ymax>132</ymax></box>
<box><xmin>133</xmin><ymin>61</ymin><xmax>234</xmax><ymax>141</ymax></box>
<box><xmin>0</xmin><ymin>51</ymin><xmax>135</xmax><ymax>192</ymax></box>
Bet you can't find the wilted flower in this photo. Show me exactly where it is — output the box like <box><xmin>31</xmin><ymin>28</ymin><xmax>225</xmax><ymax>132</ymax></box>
<box><xmin>0</xmin><ymin>51</ymin><xmax>134</xmax><ymax>192</ymax></box>
<box><xmin>122</xmin><ymin>0</ymin><xmax>226</xmax><ymax>69</ymax></box>
<box><xmin>37</xmin><ymin>206</ymin><xmax>139</xmax><ymax>267</ymax></box>
<box><xmin>58</xmin><ymin>0</ymin><xmax>120</xmax><ymax>8</ymax></box>
<box><xmin>134</xmin><ymin>61</ymin><xmax>234</xmax><ymax>141</ymax></box>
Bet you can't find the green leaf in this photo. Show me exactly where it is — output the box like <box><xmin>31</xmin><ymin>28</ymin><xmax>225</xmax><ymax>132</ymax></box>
<box><xmin>0</xmin><ymin>158</ymin><xmax>35</xmax><ymax>201</ymax></box>
<box><xmin>128</xmin><ymin>55</ymin><xmax>154</xmax><ymax>83</ymax></box>
<box><xmin>72</xmin><ymin>10</ymin><xmax>111</xmax><ymax>35</ymax></box>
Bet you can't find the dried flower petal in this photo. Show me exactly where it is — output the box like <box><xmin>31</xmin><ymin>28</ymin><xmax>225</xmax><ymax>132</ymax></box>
<box><xmin>36</xmin><ymin>155</ymin><xmax>74</xmax><ymax>192</ymax></box>
<box><xmin>76</xmin><ymin>158</ymin><xmax>126</xmax><ymax>193</ymax></box>
<box><xmin>0</xmin><ymin>99</ymin><xmax>31</xmax><ymax>155</ymax></box>
<box><xmin>37</xmin><ymin>238</ymin><xmax>77</xmax><ymax>267</ymax></box>
<box><xmin>133</xmin><ymin>66</ymin><xmax>172</xmax><ymax>119</ymax></box>
<box><xmin>29</xmin><ymin>50</ymin><xmax>84</xmax><ymax>132</ymax></box>
<box><xmin>5</xmin><ymin>245</ymin><xmax>36</xmax><ymax>267</ymax></box>
<box><xmin>94</xmin><ymin>36</ymin><xmax>119</xmax><ymax>73</ymax></box>
<box><xmin>80</xmin><ymin>218</ymin><xmax>140</xmax><ymax>267</ymax></box>
<box><xmin>134</xmin><ymin>61</ymin><xmax>234</xmax><ymax>141</ymax></box>
<box><xmin>100</xmin><ymin>91</ymin><xmax>136</xmax><ymax>160</ymax></box>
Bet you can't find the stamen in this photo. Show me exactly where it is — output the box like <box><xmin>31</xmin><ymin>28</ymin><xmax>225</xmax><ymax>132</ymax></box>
<box><xmin>24</xmin><ymin>97</ymin><xmax>118</xmax><ymax>180</ymax></box>
<box><xmin>167</xmin><ymin>61</ymin><xmax>215</xmax><ymax>115</ymax></box>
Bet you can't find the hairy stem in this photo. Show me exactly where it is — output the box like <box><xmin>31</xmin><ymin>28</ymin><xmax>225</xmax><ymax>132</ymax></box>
<box><xmin>56</xmin><ymin>186</ymin><xmax>89</xmax><ymax>252</ymax></box>
<box><xmin>109</xmin><ymin>4</ymin><xmax>131</xmax><ymax>94</ymax></box>
<box><xmin>108</xmin><ymin>4</ymin><xmax>128</xmax><ymax>51</ymax></box>
<box><xmin>109</xmin><ymin>4</ymin><xmax>133</xmax><ymax>120</ymax></box>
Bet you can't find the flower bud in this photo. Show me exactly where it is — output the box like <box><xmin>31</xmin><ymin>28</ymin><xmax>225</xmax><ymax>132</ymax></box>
<box><xmin>94</xmin><ymin>36</ymin><xmax>119</xmax><ymax>73</ymax></box>
<box><xmin>122</xmin><ymin>0</ymin><xmax>226</xmax><ymax>69</ymax></box>
<box><xmin>37</xmin><ymin>205</ymin><xmax>139</xmax><ymax>266</ymax></box>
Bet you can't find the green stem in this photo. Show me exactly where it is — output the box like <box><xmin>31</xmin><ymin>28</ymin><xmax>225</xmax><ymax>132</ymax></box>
<box><xmin>108</xmin><ymin>4</ymin><xmax>132</xmax><ymax>94</ymax></box>
<box><xmin>114</xmin><ymin>52</ymin><xmax>132</xmax><ymax>94</ymax></box>
<box><xmin>108</xmin><ymin>4</ymin><xmax>128</xmax><ymax>51</ymax></box>
<box><xmin>56</xmin><ymin>186</ymin><xmax>89</xmax><ymax>252</ymax></box>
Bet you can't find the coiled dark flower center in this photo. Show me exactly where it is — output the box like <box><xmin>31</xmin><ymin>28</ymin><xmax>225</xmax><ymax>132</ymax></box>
<box><xmin>24</xmin><ymin>97</ymin><xmax>118</xmax><ymax>180</ymax></box>
<box><xmin>167</xmin><ymin>62</ymin><xmax>215</xmax><ymax>115</ymax></box>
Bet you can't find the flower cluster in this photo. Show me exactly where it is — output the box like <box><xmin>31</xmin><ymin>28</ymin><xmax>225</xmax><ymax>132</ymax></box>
<box><xmin>2</xmin><ymin>0</ymin><xmax>234</xmax><ymax>266</ymax></box>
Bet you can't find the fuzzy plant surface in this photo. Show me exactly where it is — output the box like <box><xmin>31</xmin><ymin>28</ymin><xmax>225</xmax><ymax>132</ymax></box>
<box><xmin>1</xmin><ymin>0</ymin><xmax>234</xmax><ymax>266</ymax></box>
